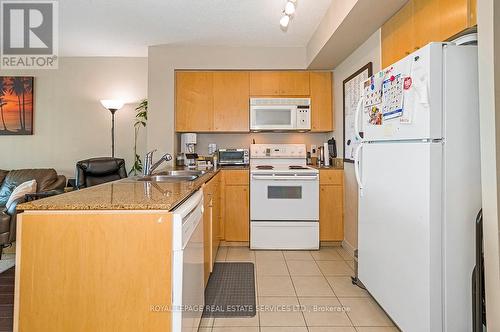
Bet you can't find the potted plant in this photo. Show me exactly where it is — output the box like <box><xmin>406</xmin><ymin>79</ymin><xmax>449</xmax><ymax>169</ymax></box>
<box><xmin>129</xmin><ymin>99</ymin><xmax>147</xmax><ymax>175</ymax></box>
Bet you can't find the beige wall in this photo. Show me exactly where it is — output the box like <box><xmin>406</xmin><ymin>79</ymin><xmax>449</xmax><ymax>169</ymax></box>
<box><xmin>332</xmin><ymin>29</ymin><xmax>382</xmax><ymax>250</ymax></box>
<box><xmin>0</xmin><ymin>58</ymin><xmax>148</xmax><ymax>177</ymax></box>
<box><xmin>477</xmin><ymin>0</ymin><xmax>500</xmax><ymax>329</ymax></box>
<box><xmin>147</xmin><ymin>46</ymin><xmax>310</xmax><ymax>155</ymax></box>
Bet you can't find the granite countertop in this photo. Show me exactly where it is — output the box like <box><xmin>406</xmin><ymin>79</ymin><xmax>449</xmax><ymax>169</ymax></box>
<box><xmin>19</xmin><ymin>168</ymin><xmax>221</xmax><ymax>211</ymax></box>
<box><xmin>309</xmin><ymin>158</ymin><xmax>344</xmax><ymax>170</ymax></box>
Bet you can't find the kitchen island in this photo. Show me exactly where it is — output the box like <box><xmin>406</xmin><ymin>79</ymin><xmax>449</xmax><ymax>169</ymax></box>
<box><xmin>14</xmin><ymin>169</ymin><xmax>220</xmax><ymax>332</ymax></box>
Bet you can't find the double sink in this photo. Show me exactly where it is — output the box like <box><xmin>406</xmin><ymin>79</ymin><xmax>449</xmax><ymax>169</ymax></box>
<box><xmin>134</xmin><ymin>170</ymin><xmax>207</xmax><ymax>183</ymax></box>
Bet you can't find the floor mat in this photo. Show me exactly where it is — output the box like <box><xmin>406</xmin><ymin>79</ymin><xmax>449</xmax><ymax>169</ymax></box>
<box><xmin>203</xmin><ymin>262</ymin><xmax>256</xmax><ymax>318</ymax></box>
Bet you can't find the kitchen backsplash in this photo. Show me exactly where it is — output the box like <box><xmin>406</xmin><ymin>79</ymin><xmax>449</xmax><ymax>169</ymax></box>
<box><xmin>178</xmin><ymin>132</ymin><xmax>333</xmax><ymax>155</ymax></box>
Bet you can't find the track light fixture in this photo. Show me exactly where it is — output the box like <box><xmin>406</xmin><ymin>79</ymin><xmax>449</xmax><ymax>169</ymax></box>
<box><xmin>280</xmin><ymin>0</ymin><xmax>297</xmax><ymax>29</ymax></box>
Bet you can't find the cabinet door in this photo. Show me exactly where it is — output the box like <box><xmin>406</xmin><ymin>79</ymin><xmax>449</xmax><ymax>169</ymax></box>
<box><xmin>439</xmin><ymin>0</ymin><xmax>468</xmax><ymax>40</ymax></box>
<box><xmin>413</xmin><ymin>0</ymin><xmax>441</xmax><ymax>50</ymax></box>
<box><xmin>249</xmin><ymin>71</ymin><xmax>280</xmax><ymax>96</ymax></box>
<box><xmin>320</xmin><ymin>185</ymin><xmax>344</xmax><ymax>241</ymax></box>
<box><xmin>224</xmin><ymin>185</ymin><xmax>249</xmax><ymax>241</ymax></box>
<box><xmin>175</xmin><ymin>71</ymin><xmax>213</xmax><ymax>132</ymax></box>
<box><xmin>381</xmin><ymin>0</ymin><xmax>415</xmax><ymax>69</ymax></box>
<box><xmin>213</xmin><ymin>71</ymin><xmax>250</xmax><ymax>132</ymax></box>
<box><xmin>211</xmin><ymin>177</ymin><xmax>221</xmax><ymax>266</ymax></box>
<box><xmin>279</xmin><ymin>71</ymin><xmax>310</xmax><ymax>95</ymax></box>
<box><xmin>203</xmin><ymin>190</ymin><xmax>212</xmax><ymax>285</ymax></box>
<box><xmin>469</xmin><ymin>0</ymin><xmax>477</xmax><ymax>26</ymax></box>
<box><xmin>310</xmin><ymin>71</ymin><xmax>333</xmax><ymax>132</ymax></box>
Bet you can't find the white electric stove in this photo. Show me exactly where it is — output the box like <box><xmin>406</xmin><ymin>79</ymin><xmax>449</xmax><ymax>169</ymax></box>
<box><xmin>250</xmin><ymin>144</ymin><xmax>319</xmax><ymax>250</ymax></box>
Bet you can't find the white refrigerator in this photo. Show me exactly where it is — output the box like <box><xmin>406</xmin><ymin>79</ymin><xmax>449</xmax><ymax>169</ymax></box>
<box><xmin>354</xmin><ymin>43</ymin><xmax>481</xmax><ymax>332</ymax></box>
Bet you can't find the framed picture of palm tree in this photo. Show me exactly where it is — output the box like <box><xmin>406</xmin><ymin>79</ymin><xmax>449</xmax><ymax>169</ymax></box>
<box><xmin>0</xmin><ymin>76</ymin><xmax>34</xmax><ymax>135</ymax></box>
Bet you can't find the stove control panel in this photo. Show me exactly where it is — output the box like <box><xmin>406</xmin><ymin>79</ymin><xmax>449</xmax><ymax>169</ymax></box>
<box><xmin>250</xmin><ymin>144</ymin><xmax>307</xmax><ymax>158</ymax></box>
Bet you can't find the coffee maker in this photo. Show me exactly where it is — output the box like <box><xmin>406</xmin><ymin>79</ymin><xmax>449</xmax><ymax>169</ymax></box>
<box><xmin>180</xmin><ymin>133</ymin><xmax>197</xmax><ymax>167</ymax></box>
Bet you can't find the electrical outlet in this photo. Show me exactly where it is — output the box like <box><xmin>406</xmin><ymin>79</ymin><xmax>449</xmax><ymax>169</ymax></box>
<box><xmin>310</xmin><ymin>144</ymin><xmax>317</xmax><ymax>157</ymax></box>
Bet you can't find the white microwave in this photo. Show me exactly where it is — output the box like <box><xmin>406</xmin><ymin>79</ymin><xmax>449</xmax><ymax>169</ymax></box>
<box><xmin>250</xmin><ymin>98</ymin><xmax>311</xmax><ymax>131</ymax></box>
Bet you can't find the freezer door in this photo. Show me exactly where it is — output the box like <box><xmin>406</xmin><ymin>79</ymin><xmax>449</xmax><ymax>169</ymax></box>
<box><xmin>360</xmin><ymin>43</ymin><xmax>444</xmax><ymax>141</ymax></box>
<box><xmin>358</xmin><ymin>141</ymin><xmax>443</xmax><ymax>332</ymax></box>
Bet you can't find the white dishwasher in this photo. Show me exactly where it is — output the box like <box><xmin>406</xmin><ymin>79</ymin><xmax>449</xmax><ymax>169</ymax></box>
<box><xmin>172</xmin><ymin>189</ymin><xmax>204</xmax><ymax>332</ymax></box>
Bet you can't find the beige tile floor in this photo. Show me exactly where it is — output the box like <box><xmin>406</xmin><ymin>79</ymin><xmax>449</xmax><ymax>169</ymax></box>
<box><xmin>199</xmin><ymin>246</ymin><xmax>399</xmax><ymax>332</ymax></box>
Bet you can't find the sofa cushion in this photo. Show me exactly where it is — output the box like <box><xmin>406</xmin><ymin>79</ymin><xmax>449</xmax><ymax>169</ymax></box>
<box><xmin>0</xmin><ymin>169</ymin><xmax>8</xmax><ymax>185</ymax></box>
<box><xmin>6</xmin><ymin>180</ymin><xmax>37</xmax><ymax>210</ymax></box>
<box><xmin>0</xmin><ymin>169</ymin><xmax>63</xmax><ymax>206</ymax></box>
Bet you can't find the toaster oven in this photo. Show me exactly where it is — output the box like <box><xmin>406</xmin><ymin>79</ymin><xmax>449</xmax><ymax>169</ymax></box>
<box><xmin>218</xmin><ymin>149</ymin><xmax>249</xmax><ymax>165</ymax></box>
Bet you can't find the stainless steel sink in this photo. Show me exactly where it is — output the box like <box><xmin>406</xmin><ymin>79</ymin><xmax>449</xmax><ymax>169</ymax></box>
<box><xmin>154</xmin><ymin>170</ymin><xmax>207</xmax><ymax>177</ymax></box>
<box><xmin>134</xmin><ymin>170</ymin><xmax>207</xmax><ymax>182</ymax></box>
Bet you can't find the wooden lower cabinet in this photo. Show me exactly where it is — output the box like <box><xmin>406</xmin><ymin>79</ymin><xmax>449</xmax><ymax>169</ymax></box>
<box><xmin>319</xmin><ymin>169</ymin><xmax>344</xmax><ymax>241</ymax></box>
<box><xmin>16</xmin><ymin>212</ymin><xmax>173</xmax><ymax>331</ymax></box>
<box><xmin>203</xmin><ymin>173</ymin><xmax>221</xmax><ymax>284</ymax></box>
<box><xmin>221</xmin><ymin>169</ymin><xmax>249</xmax><ymax>242</ymax></box>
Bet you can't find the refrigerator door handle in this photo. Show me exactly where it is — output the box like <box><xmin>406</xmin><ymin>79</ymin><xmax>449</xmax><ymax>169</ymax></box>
<box><xmin>354</xmin><ymin>143</ymin><xmax>364</xmax><ymax>191</ymax></box>
<box><xmin>354</xmin><ymin>97</ymin><xmax>364</xmax><ymax>141</ymax></box>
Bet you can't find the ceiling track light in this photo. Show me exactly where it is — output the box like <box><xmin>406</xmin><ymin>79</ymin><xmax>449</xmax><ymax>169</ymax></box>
<box><xmin>280</xmin><ymin>0</ymin><xmax>297</xmax><ymax>29</ymax></box>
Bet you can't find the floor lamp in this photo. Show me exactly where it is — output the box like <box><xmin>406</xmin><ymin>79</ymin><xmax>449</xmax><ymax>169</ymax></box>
<box><xmin>100</xmin><ymin>100</ymin><xmax>124</xmax><ymax>158</ymax></box>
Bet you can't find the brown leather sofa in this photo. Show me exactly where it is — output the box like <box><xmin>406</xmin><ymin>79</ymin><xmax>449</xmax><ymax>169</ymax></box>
<box><xmin>0</xmin><ymin>169</ymin><xmax>66</xmax><ymax>258</ymax></box>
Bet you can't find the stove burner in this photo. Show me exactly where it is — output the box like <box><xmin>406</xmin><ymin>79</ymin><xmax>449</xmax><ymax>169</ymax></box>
<box><xmin>289</xmin><ymin>165</ymin><xmax>308</xmax><ymax>170</ymax></box>
<box><xmin>256</xmin><ymin>165</ymin><xmax>274</xmax><ymax>170</ymax></box>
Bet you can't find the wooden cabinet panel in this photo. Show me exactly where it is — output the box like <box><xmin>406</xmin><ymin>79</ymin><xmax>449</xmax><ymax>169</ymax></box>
<box><xmin>381</xmin><ymin>0</ymin><xmax>415</xmax><ymax>69</ymax></box>
<box><xmin>382</xmin><ymin>0</ymin><xmax>472</xmax><ymax>69</ymax></box>
<box><xmin>223</xmin><ymin>169</ymin><xmax>249</xmax><ymax>185</ymax></box>
<box><xmin>413</xmin><ymin>0</ymin><xmax>440</xmax><ymax>49</ymax></box>
<box><xmin>320</xmin><ymin>185</ymin><xmax>344</xmax><ymax>241</ymax></box>
<box><xmin>249</xmin><ymin>71</ymin><xmax>280</xmax><ymax>96</ymax></box>
<box><xmin>469</xmin><ymin>0</ymin><xmax>477</xmax><ymax>26</ymax></box>
<box><xmin>279</xmin><ymin>71</ymin><xmax>310</xmax><ymax>95</ymax></box>
<box><xmin>175</xmin><ymin>71</ymin><xmax>213</xmax><ymax>132</ymax></box>
<box><xmin>211</xmin><ymin>174</ymin><xmax>221</xmax><ymax>266</ymax></box>
<box><xmin>224</xmin><ymin>185</ymin><xmax>249</xmax><ymax>241</ymax></box>
<box><xmin>439</xmin><ymin>0</ymin><xmax>468</xmax><ymax>40</ymax></box>
<box><xmin>203</xmin><ymin>174</ymin><xmax>222</xmax><ymax>282</ymax></box>
<box><xmin>213</xmin><ymin>71</ymin><xmax>250</xmax><ymax>132</ymax></box>
<box><xmin>319</xmin><ymin>169</ymin><xmax>343</xmax><ymax>186</ymax></box>
<box><xmin>310</xmin><ymin>71</ymin><xmax>333</xmax><ymax>132</ymax></box>
<box><xmin>203</xmin><ymin>188</ymin><xmax>212</xmax><ymax>285</ymax></box>
<box><xmin>17</xmin><ymin>213</ymin><xmax>173</xmax><ymax>331</ymax></box>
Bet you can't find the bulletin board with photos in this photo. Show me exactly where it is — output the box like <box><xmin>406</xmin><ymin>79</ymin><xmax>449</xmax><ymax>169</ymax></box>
<box><xmin>343</xmin><ymin>63</ymin><xmax>372</xmax><ymax>162</ymax></box>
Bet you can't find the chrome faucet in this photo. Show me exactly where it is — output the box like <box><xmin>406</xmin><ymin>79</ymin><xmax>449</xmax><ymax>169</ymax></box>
<box><xmin>143</xmin><ymin>150</ymin><xmax>172</xmax><ymax>176</ymax></box>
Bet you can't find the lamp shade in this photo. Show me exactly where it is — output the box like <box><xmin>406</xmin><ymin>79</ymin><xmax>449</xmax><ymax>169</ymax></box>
<box><xmin>100</xmin><ymin>99</ymin><xmax>124</xmax><ymax>111</ymax></box>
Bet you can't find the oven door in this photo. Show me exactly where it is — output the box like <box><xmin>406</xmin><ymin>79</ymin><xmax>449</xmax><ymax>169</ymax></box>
<box><xmin>250</xmin><ymin>105</ymin><xmax>297</xmax><ymax>130</ymax></box>
<box><xmin>250</xmin><ymin>173</ymin><xmax>319</xmax><ymax>220</ymax></box>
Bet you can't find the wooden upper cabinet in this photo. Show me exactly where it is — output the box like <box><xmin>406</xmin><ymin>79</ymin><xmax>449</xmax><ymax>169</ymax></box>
<box><xmin>279</xmin><ymin>71</ymin><xmax>310</xmax><ymax>95</ymax></box>
<box><xmin>439</xmin><ymin>0</ymin><xmax>468</xmax><ymax>40</ymax></box>
<box><xmin>310</xmin><ymin>71</ymin><xmax>333</xmax><ymax>132</ymax></box>
<box><xmin>213</xmin><ymin>71</ymin><xmax>250</xmax><ymax>132</ymax></box>
<box><xmin>413</xmin><ymin>0</ymin><xmax>440</xmax><ymax>50</ymax></box>
<box><xmin>382</xmin><ymin>0</ymin><xmax>473</xmax><ymax>69</ymax></box>
<box><xmin>175</xmin><ymin>71</ymin><xmax>213</xmax><ymax>132</ymax></box>
<box><xmin>381</xmin><ymin>0</ymin><xmax>414</xmax><ymax>69</ymax></box>
<box><xmin>469</xmin><ymin>0</ymin><xmax>477</xmax><ymax>26</ymax></box>
<box><xmin>250</xmin><ymin>71</ymin><xmax>310</xmax><ymax>96</ymax></box>
<box><xmin>249</xmin><ymin>71</ymin><xmax>280</xmax><ymax>96</ymax></box>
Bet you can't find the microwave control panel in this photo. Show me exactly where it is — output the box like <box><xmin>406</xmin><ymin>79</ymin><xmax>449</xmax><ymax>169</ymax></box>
<box><xmin>296</xmin><ymin>106</ymin><xmax>311</xmax><ymax>129</ymax></box>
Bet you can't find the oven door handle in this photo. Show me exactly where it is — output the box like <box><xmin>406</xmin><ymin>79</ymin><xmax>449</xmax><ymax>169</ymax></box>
<box><xmin>251</xmin><ymin>175</ymin><xmax>318</xmax><ymax>181</ymax></box>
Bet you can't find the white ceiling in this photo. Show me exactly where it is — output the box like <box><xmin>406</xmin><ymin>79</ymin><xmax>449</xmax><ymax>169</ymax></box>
<box><xmin>59</xmin><ymin>0</ymin><xmax>333</xmax><ymax>57</ymax></box>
